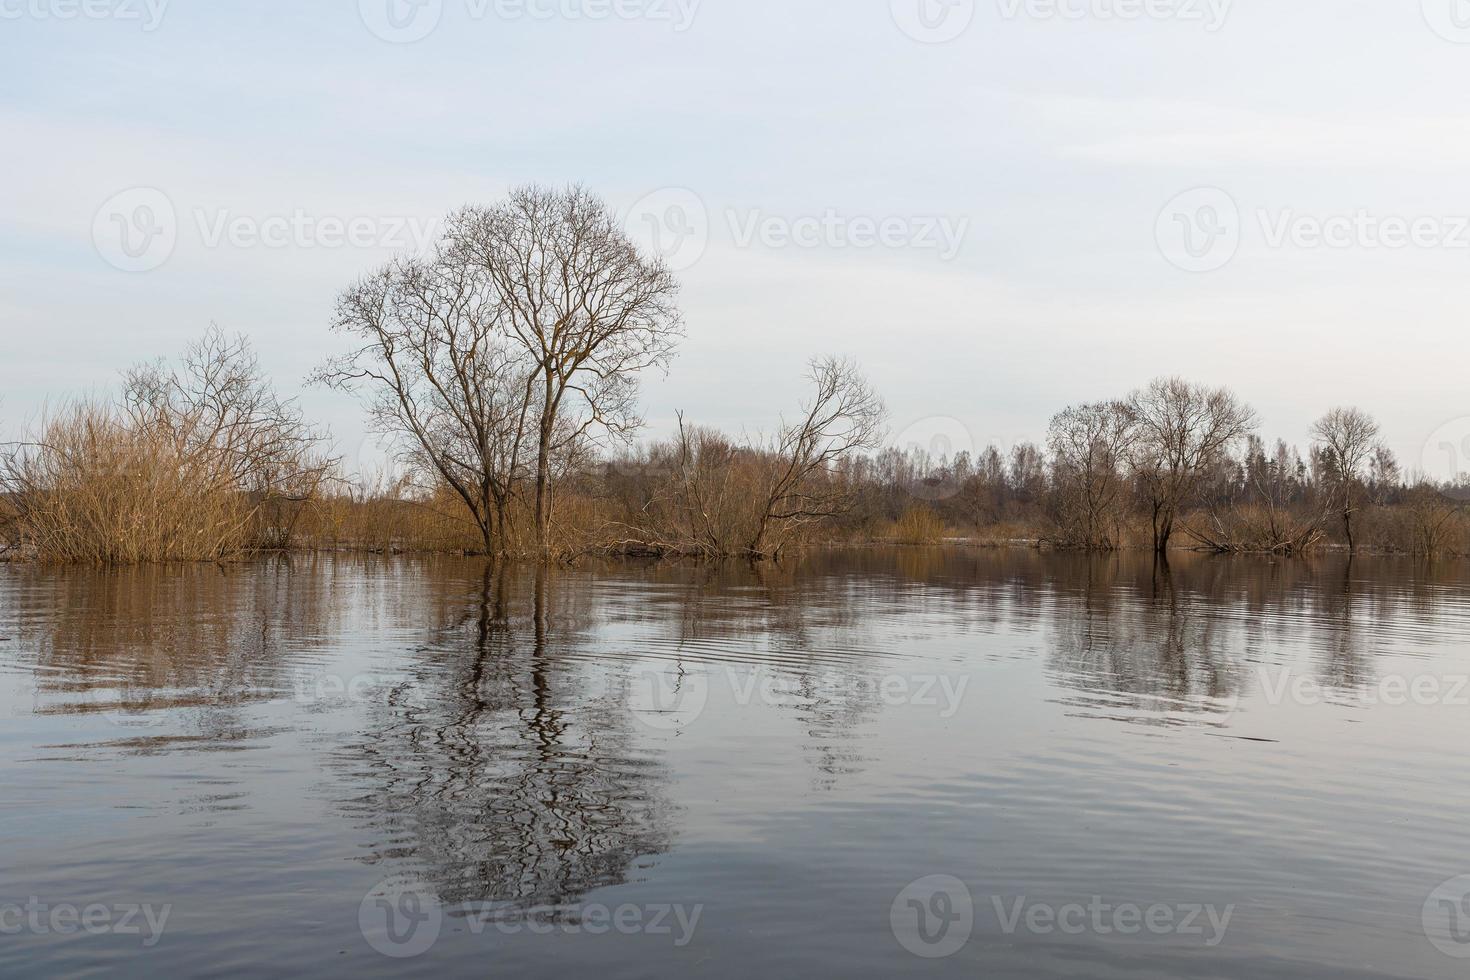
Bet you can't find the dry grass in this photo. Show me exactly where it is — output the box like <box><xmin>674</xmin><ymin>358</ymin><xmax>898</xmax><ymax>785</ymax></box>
<box><xmin>891</xmin><ymin>505</ymin><xmax>947</xmax><ymax>545</ymax></box>
<box><xmin>3</xmin><ymin>402</ymin><xmax>253</xmax><ymax>563</ymax></box>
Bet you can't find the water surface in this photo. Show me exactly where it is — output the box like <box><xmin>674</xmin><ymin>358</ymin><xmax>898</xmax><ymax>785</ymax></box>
<box><xmin>2</xmin><ymin>549</ymin><xmax>1468</xmax><ymax>977</ymax></box>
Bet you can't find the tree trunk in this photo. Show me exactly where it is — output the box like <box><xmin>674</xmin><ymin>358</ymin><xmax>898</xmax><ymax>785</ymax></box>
<box><xmin>534</xmin><ymin>370</ymin><xmax>555</xmax><ymax>559</ymax></box>
<box><xmin>1155</xmin><ymin>509</ymin><xmax>1174</xmax><ymax>555</ymax></box>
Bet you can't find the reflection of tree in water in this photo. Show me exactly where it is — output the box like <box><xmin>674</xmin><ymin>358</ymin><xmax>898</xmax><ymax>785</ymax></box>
<box><xmin>616</xmin><ymin>560</ymin><xmax>881</xmax><ymax>791</ymax></box>
<box><xmin>333</xmin><ymin>563</ymin><xmax>674</xmax><ymax>913</ymax></box>
<box><xmin>1044</xmin><ymin>556</ymin><xmax>1244</xmax><ymax>726</ymax></box>
<box><xmin>13</xmin><ymin>557</ymin><xmax>331</xmax><ymax>731</ymax></box>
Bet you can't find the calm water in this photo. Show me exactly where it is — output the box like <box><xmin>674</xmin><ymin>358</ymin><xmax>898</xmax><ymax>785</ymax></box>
<box><xmin>3</xmin><ymin>549</ymin><xmax>1470</xmax><ymax>978</ymax></box>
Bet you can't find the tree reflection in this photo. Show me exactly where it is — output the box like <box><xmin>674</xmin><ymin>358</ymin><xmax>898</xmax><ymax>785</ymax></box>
<box><xmin>335</xmin><ymin>562</ymin><xmax>675</xmax><ymax>913</ymax></box>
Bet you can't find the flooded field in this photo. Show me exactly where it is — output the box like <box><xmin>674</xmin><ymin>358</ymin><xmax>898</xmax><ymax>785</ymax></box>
<box><xmin>2</xmin><ymin>549</ymin><xmax>1469</xmax><ymax>977</ymax></box>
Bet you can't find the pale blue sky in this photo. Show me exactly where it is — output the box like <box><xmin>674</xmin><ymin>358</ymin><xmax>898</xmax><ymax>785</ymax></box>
<box><xmin>4</xmin><ymin>0</ymin><xmax>1470</xmax><ymax>478</ymax></box>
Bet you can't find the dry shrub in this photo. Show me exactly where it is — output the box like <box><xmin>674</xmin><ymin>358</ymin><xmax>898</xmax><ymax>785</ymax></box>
<box><xmin>892</xmin><ymin>505</ymin><xmax>946</xmax><ymax>545</ymax></box>
<box><xmin>1</xmin><ymin>330</ymin><xmax>331</xmax><ymax>564</ymax></box>
<box><xmin>4</xmin><ymin>401</ymin><xmax>251</xmax><ymax>563</ymax></box>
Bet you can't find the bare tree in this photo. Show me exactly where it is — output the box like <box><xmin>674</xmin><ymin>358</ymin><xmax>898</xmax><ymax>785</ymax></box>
<box><xmin>445</xmin><ymin>185</ymin><xmax>684</xmax><ymax>556</ymax></box>
<box><xmin>1047</xmin><ymin>401</ymin><xmax>1135</xmax><ymax>550</ymax></box>
<box><xmin>124</xmin><ymin>328</ymin><xmax>331</xmax><ymax>511</ymax></box>
<box><xmin>747</xmin><ymin>356</ymin><xmax>887</xmax><ymax>558</ymax></box>
<box><xmin>1311</xmin><ymin>407</ymin><xmax>1381</xmax><ymax>555</ymax></box>
<box><xmin>319</xmin><ymin>253</ymin><xmax>534</xmax><ymax>555</ymax></box>
<box><xmin>1128</xmin><ymin>378</ymin><xmax>1257</xmax><ymax>554</ymax></box>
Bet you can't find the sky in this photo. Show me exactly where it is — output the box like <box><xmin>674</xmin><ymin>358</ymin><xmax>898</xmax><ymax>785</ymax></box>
<box><xmin>3</xmin><ymin>0</ymin><xmax>1470</xmax><ymax>481</ymax></box>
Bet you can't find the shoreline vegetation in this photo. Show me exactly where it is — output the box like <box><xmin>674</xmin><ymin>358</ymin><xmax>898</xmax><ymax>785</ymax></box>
<box><xmin>3</xmin><ymin>185</ymin><xmax>1469</xmax><ymax>566</ymax></box>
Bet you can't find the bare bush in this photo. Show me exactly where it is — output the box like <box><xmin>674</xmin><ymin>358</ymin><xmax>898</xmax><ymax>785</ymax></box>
<box><xmin>2</xmin><ymin>331</ymin><xmax>330</xmax><ymax>563</ymax></box>
<box><xmin>1047</xmin><ymin>401</ymin><xmax>1135</xmax><ymax>550</ymax></box>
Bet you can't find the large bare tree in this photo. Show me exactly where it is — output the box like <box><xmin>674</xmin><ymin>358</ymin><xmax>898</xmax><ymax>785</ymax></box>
<box><xmin>1128</xmin><ymin>378</ymin><xmax>1256</xmax><ymax>554</ymax></box>
<box><xmin>445</xmin><ymin>185</ymin><xmax>684</xmax><ymax>555</ymax></box>
<box><xmin>319</xmin><ymin>252</ymin><xmax>535</xmax><ymax>555</ymax></box>
<box><xmin>1311</xmin><ymin>406</ymin><xmax>1381</xmax><ymax>554</ymax></box>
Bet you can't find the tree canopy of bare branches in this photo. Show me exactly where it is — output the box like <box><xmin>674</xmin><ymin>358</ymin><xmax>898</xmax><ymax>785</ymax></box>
<box><xmin>444</xmin><ymin>185</ymin><xmax>684</xmax><ymax>555</ymax></box>
<box><xmin>319</xmin><ymin>252</ymin><xmax>534</xmax><ymax>554</ymax></box>
<box><xmin>747</xmin><ymin>356</ymin><xmax>887</xmax><ymax>558</ymax></box>
<box><xmin>1047</xmin><ymin>400</ymin><xmax>1136</xmax><ymax>550</ymax></box>
<box><xmin>1128</xmin><ymin>378</ymin><xmax>1257</xmax><ymax>554</ymax></box>
<box><xmin>1311</xmin><ymin>407</ymin><xmax>1382</xmax><ymax>555</ymax></box>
